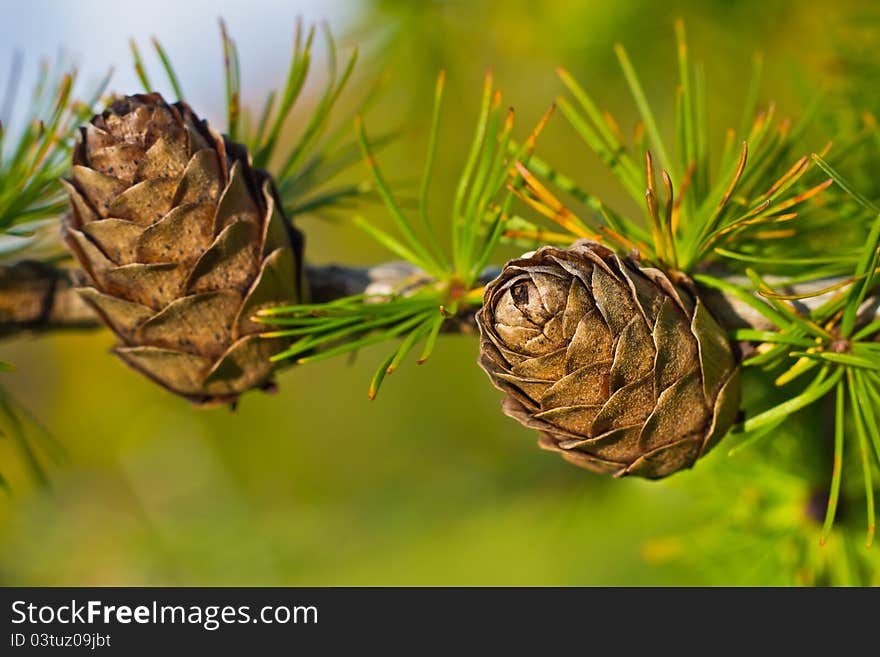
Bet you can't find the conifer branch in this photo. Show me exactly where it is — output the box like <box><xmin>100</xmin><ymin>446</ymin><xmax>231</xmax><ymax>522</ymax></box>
<box><xmin>0</xmin><ymin>260</ymin><xmax>877</xmax><ymax>342</ymax></box>
<box><xmin>0</xmin><ymin>261</ymin><xmax>93</xmax><ymax>336</ymax></box>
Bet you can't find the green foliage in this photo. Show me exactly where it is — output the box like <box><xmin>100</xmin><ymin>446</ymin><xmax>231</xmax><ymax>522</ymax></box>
<box><xmin>0</xmin><ymin>55</ymin><xmax>107</xmax><ymax>435</ymax></box>
<box><xmin>0</xmin><ymin>382</ymin><xmax>64</xmax><ymax>492</ymax></box>
<box><xmin>130</xmin><ymin>19</ymin><xmax>373</xmax><ymax>221</ymax></box>
<box><xmin>694</xmin><ymin>154</ymin><xmax>880</xmax><ymax>546</ymax></box>
<box><xmin>260</xmin><ymin>71</ymin><xmax>551</xmax><ymax>398</ymax></box>
<box><xmin>0</xmin><ymin>58</ymin><xmax>106</xmax><ymax>264</ymax></box>
<box><xmin>509</xmin><ymin>21</ymin><xmax>852</xmax><ymax>277</ymax></box>
<box><xmin>651</xmin><ymin>414</ymin><xmax>880</xmax><ymax>585</ymax></box>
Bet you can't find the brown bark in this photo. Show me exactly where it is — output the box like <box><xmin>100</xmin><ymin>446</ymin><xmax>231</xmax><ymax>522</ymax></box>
<box><xmin>0</xmin><ymin>260</ymin><xmax>877</xmax><ymax>340</ymax></box>
<box><xmin>0</xmin><ymin>261</ymin><xmax>95</xmax><ymax>337</ymax></box>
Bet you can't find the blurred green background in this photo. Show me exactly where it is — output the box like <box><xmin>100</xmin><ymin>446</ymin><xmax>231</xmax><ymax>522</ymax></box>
<box><xmin>0</xmin><ymin>0</ymin><xmax>877</xmax><ymax>585</ymax></box>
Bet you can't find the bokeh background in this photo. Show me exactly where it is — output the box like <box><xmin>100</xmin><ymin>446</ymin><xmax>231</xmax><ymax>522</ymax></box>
<box><xmin>0</xmin><ymin>0</ymin><xmax>877</xmax><ymax>585</ymax></box>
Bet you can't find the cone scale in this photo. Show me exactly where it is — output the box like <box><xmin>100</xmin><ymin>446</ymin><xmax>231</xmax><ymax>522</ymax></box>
<box><xmin>62</xmin><ymin>94</ymin><xmax>304</xmax><ymax>404</ymax></box>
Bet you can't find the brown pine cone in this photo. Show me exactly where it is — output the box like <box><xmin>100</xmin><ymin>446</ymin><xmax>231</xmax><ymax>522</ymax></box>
<box><xmin>477</xmin><ymin>240</ymin><xmax>740</xmax><ymax>479</ymax></box>
<box><xmin>62</xmin><ymin>93</ymin><xmax>303</xmax><ymax>404</ymax></box>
